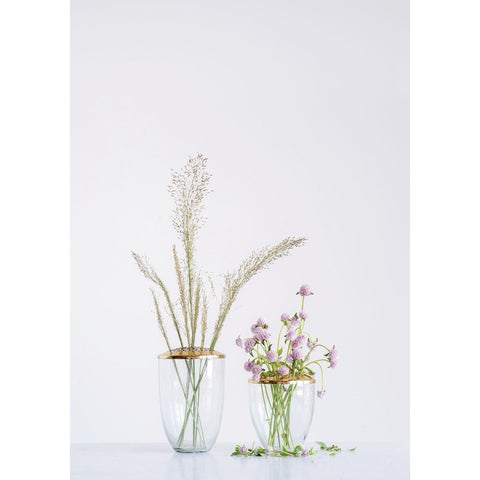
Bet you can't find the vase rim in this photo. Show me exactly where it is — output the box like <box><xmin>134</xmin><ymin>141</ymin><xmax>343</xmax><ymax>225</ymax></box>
<box><xmin>249</xmin><ymin>376</ymin><xmax>315</xmax><ymax>385</ymax></box>
<box><xmin>158</xmin><ymin>347</ymin><xmax>226</xmax><ymax>359</ymax></box>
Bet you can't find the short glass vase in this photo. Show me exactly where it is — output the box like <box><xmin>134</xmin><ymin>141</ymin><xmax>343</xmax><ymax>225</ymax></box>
<box><xmin>249</xmin><ymin>377</ymin><xmax>315</xmax><ymax>449</ymax></box>
<box><xmin>158</xmin><ymin>348</ymin><xmax>225</xmax><ymax>453</ymax></box>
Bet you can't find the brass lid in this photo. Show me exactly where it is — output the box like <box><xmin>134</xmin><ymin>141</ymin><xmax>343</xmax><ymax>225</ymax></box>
<box><xmin>249</xmin><ymin>376</ymin><xmax>315</xmax><ymax>385</ymax></box>
<box><xmin>158</xmin><ymin>347</ymin><xmax>226</xmax><ymax>359</ymax></box>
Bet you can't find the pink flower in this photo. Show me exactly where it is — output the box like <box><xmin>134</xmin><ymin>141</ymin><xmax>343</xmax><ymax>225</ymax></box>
<box><xmin>250</xmin><ymin>324</ymin><xmax>258</xmax><ymax>333</ymax></box>
<box><xmin>253</xmin><ymin>327</ymin><xmax>270</xmax><ymax>342</ymax></box>
<box><xmin>298</xmin><ymin>284</ymin><xmax>312</xmax><ymax>296</ymax></box>
<box><xmin>256</xmin><ymin>317</ymin><xmax>266</xmax><ymax>327</ymax></box>
<box><xmin>278</xmin><ymin>365</ymin><xmax>289</xmax><ymax>376</ymax></box>
<box><xmin>244</xmin><ymin>338</ymin><xmax>256</xmax><ymax>354</ymax></box>
<box><xmin>286</xmin><ymin>328</ymin><xmax>297</xmax><ymax>341</ymax></box>
<box><xmin>286</xmin><ymin>354</ymin><xmax>293</xmax><ymax>365</ymax></box>
<box><xmin>281</xmin><ymin>313</ymin><xmax>290</xmax><ymax>322</ymax></box>
<box><xmin>307</xmin><ymin>339</ymin><xmax>315</xmax><ymax>350</ymax></box>
<box><xmin>267</xmin><ymin>350</ymin><xmax>278</xmax><ymax>363</ymax></box>
<box><xmin>317</xmin><ymin>390</ymin><xmax>326</xmax><ymax>399</ymax></box>
<box><xmin>252</xmin><ymin>364</ymin><xmax>262</xmax><ymax>375</ymax></box>
<box><xmin>301</xmin><ymin>449</ymin><xmax>309</xmax><ymax>457</ymax></box>
<box><xmin>292</xmin><ymin>334</ymin><xmax>307</xmax><ymax>349</ymax></box>
<box><xmin>292</xmin><ymin>348</ymin><xmax>303</xmax><ymax>360</ymax></box>
<box><xmin>328</xmin><ymin>346</ymin><xmax>338</xmax><ymax>360</ymax></box>
<box><xmin>244</xmin><ymin>361</ymin><xmax>254</xmax><ymax>372</ymax></box>
<box><xmin>240</xmin><ymin>444</ymin><xmax>248</xmax><ymax>453</ymax></box>
<box><xmin>299</xmin><ymin>311</ymin><xmax>307</xmax><ymax>319</ymax></box>
<box><xmin>290</xmin><ymin>316</ymin><xmax>300</xmax><ymax>327</ymax></box>
<box><xmin>328</xmin><ymin>347</ymin><xmax>339</xmax><ymax>367</ymax></box>
<box><xmin>235</xmin><ymin>336</ymin><xmax>243</xmax><ymax>348</ymax></box>
<box><xmin>252</xmin><ymin>373</ymin><xmax>261</xmax><ymax>382</ymax></box>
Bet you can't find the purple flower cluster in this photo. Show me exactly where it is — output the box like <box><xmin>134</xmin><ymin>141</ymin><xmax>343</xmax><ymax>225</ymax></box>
<box><xmin>290</xmin><ymin>315</ymin><xmax>300</xmax><ymax>327</ymax></box>
<box><xmin>292</xmin><ymin>348</ymin><xmax>303</xmax><ymax>360</ymax></box>
<box><xmin>235</xmin><ymin>285</ymin><xmax>337</xmax><ymax>394</ymax></box>
<box><xmin>253</xmin><ymin>326</ymin><xmax>271</xmax><ymax>342</ymax></box>
<box><xmin>292</xmin><ymin>334</ymin><xmax>306</xmax><ymax>349</ymax></box>
<box><xmin>328</xmin><ymin>346</ymin><xmax>339</xmax><ymax>368</ymax></box>
<box><xmin>266</xmin><ymin>350</ymin><xmax>278</xmax><ymax>363</ymax></box>
<box><xmin>244</xmin><ymin>338</ymin><xmax>256</xmax><ymax>354</ymax></box>
<box><xmin>244</xmin><ymin>361</ymin><xmax>254</xmax><ymax>372</ymax></box>
<box><xmin>286</xmin><ymin>328</ymin><xmax>296</xmax><ymax>341</ymax></box>
<box><xmin>251</xmin><ymin>364</ymin><xmax>262</xmax><ymax>382</ymax></box>
<box><xmin>256</xmin><ymin>317</ymin><xmax>266</xmax><ymax>327</ymax></box>
<box><xmin>298</xmin><ymin>284</ymin><xmax>313</xmax><ymax>296</ymax></box>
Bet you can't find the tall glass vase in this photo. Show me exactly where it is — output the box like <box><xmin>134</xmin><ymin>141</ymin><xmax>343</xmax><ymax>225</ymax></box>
<box><xmin>249</xmin><ymin>377</ymin><xmax>315</xmax><ymax>449</ymax></box>
<box><xmin>158</xmin><ymin>348</ymin><xmax>225</xmax><ymax>453</ymax></box>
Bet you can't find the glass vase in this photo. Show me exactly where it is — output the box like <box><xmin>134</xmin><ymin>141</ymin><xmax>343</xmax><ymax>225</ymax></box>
<box><xmin>249</xmin><ymin>377</ymin><xmax>315</xmax><ymax>449</ymax></box>
<box><xmin>158</xmin><ymin>348</ymin><xmax>225</xmax><ymax>453</ymax></box>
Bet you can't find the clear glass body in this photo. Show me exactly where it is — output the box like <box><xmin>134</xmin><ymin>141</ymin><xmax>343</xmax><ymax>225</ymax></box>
<box><xmin>158</xmin><ymin>355</ymin><xmax>225</xmax><ymax>453</ymax></box>
<box><xmin>249</xmin><ymin>380</ymin><xmax>315</xmax><ymax>449</ymax></box>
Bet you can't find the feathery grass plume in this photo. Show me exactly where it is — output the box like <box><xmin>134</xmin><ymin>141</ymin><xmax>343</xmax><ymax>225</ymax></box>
<box><xmin>206</xmin><ymin>274</ymin><xmax>220</xmax><ymax>303</ymax></box>
<box><xmin>200</xmin><ymin>295</ymin><xmax>208</xmax><ymax>348</ymax></box>
<box><xmin>169</xmin><ymin>154</ymin><xmax>211</xmax><ymax>324</ymax></box>
<box><xmin>133</xmin><ymin>251</ymin><xmax>184</xmax><ymax>348</ymax></box>
<box><xmin>173</xmin><ymin>245</ymin><xmax>190</xmax><ymax>345</ymax></box>
<box><xmin>151</xmin><ymin>289</ymin><xmax>172</xmax><ymax>352</ymax></box>
<box><xmin>209</xmin><ymin>237</ymin><xmax>307</xmax><ymax>349</ymax></box>
<box><xmin>133</xmin><ymin>154</ymin><xmax>306</xmax><ymax>352</ymax></box>
<box><xmin>192</xmin><ymin>279</ymin><xmax>202</xmax><ymax>346</ymax></box>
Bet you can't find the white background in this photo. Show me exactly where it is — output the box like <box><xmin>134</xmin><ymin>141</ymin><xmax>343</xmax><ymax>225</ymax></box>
<box><xmin>71</xmin><ymin>0</ymin><xmax>409</xmax><ymax>449</ymax></box>
<box><xmin>2</xmin><ymin>1</ymin><xmax>480</xmax><ymax>479</ymax></box>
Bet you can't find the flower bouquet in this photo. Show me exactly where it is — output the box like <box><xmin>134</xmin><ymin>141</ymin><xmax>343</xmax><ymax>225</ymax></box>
<box><xmin>132</xmin><ymin>154</ymin><xmax>306</xmax><ymax>452</ymax></box>
<box><xmin>236</xmin><ymin>285</ymin><xmax>337</xmax><ymax>449</ymax></box>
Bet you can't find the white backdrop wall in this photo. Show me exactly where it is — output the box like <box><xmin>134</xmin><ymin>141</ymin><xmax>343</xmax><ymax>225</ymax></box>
<box><xmin>71</xmin><ymin>0</ymin><xmax>409</xmax><ymax>450</ymax></box>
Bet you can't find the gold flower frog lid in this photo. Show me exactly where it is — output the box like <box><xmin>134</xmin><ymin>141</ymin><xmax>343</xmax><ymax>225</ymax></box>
<box><xmin>158</xmin><ymin>347</ymin><xmax>226</xmax><ymax>359</ymax></box>
<box><xmin>249</xmin><ymin>375</ymin><xmax>315</xmax><ymax>385</ymax></box>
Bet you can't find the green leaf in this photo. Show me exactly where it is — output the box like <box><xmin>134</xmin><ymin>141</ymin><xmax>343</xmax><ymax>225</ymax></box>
<box><xmin>349</xmin><ymin>448</ymin><xmax>356</xmax><ymax>452</ymax></box>
<box><xmin>231</xmin><ymin>440</ymin><xmax>348</xmax><ymax>459</ymax></box>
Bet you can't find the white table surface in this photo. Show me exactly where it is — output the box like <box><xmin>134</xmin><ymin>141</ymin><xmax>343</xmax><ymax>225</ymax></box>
<box><xmin>71</xmin><ymin>442</ymin><xmax>409</xmax><ymax>480</ymax></box>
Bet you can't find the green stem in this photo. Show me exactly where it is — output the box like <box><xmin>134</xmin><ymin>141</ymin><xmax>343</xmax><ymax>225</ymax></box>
<box><xmin>301</xmin><ymin>343</ymin><xmax>330</xmax><ymax>372</ymax></box>
<box><xmin>263</xmin><ymin>383</ymin><xmax>296</xmax><ymax>449</ymax></box>
<box><xmin>277</xmin><ymin>323</ymin><xmax>285</xmax><ymax>351</ymax></box>
<box><xmin>175</xmin><ymin>359</ymin><xmax>209</xmax><ymax>449</ymax></box>
<box><xmin>302</xmin><ymin>358</ymin><xmax>329</xmax><ymax>373</ymax></box>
